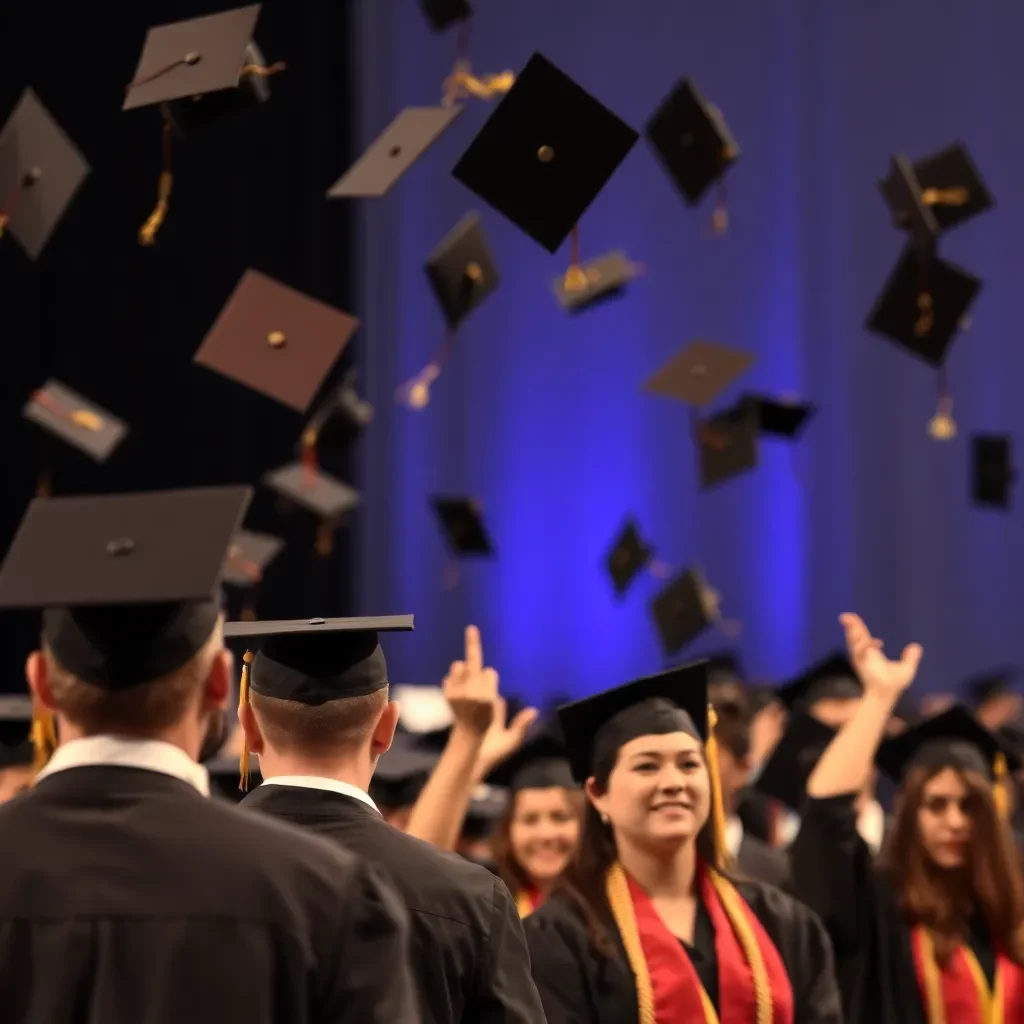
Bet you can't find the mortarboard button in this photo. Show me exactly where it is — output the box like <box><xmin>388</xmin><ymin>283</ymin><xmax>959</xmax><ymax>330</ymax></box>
<box><xmin>451</xmin><ymin>52</ymin><xmax>639</xmax><ymax>254</ymax></box>
<box><xmin>420</xmin><ymin>0</ymin><xmax>472</xmax><ymax>32</ymax></box>
<box><xmin>328</xmin><ymin>107</ymin><xmax>464</xmax><ymax>199</ymax></box>
<box><xmin>741</xmin><ymin>393</ymin><xmax>816</xmax><ymax>440</ymax></box>
<box><xmin>0</xmin><ymin>89</ymin><xmax>90</xmax><ymax>261</ymax></box>
<box><xmin>432</xmin><ymin>497</ymin><xmax>494</xmax><ymax>557</ymax></box>
<box><xmin>23</xmin><ymin>380</ymin><xmax>128</xmax><ymax>464</ymax></box>
<box><xmin>263</xmin><ymin>462</ymin><xmax>360</xmax><ymax>522</ymax></box>
<box><xmin>696</xmin><ymin>400</ymin><xmax>760</xmax><ymax>490</ymax></box>
<box><xmin>222</xmin><ymin>529</ymin><xmax>285</xmax><ymax>588</ymax></box>
<box><xmin>972</xmin><ymin>434</ymin><xmax>1014</xmax><ymax>510</ymax></box>
<box><xmin>650</xmin><ymin>567</ymin><xmax>721</xmax><ymax>657</ymax></box>
<box><xmin>880</xmin><ymin>155</ymin><xmax>939</xmax><ymax>254</ymax></box>
<box><xmin>605</xmin><ymin>518</ymin><xmax>655</xmax><ymax>597</ymax></box>
<box><xmin>194</xmin><ymin>269</ymin><xmax>360</xmax><ymax>414</ymax></box>
<box><xmin>424</xmin><ymin>211</ymin><xmax>500</xmax><ymax>330</ymax></box>
<box><xmin>643</xmin><ymin>339</ymin><xmax>755</xmax><ymax>408</ymax></box>
<box><xmin>645</xmin><ymin>78</ymin><xmax>739</xmax><ymax>207</ymax></box>
<box><xmin>865</xmin><ymin>244</ymin><xmax>981</xmax><ymax>367</ymax></box>
<box><xmin>552</xmin><ymin>251</ymin><xmax>639</xmax><ymax>314</ymax></box>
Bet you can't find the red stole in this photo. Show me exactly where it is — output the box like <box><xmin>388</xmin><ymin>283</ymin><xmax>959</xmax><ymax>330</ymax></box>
<box><xmin>515</xmin><ymin>886</ymin><xmax>543</xmax><ymax>919</ymax></box>
<box><xmin>910</xmin><ymin>924</ymin><xmax>1024</xmax><ymax>1023</ymax></box>
<box><xmin>626</xmin><ymin>867</ymin><xmax>795</xmax><ymax>1024</ymax></box>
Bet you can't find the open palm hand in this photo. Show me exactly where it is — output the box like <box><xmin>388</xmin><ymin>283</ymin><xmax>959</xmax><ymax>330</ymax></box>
<box><xmin>839</xmin><ymin>612</ymin><xmax>923</xmax><ymax>696</ymax></box>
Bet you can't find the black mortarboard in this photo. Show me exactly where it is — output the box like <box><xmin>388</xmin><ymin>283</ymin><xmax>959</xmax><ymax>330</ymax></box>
<box><xmin>369</xmin><ymin>740</ymin><xmax>439</xmax><ymax>808</ymax></box>
<box><xmin>464</xmin><ymin>784</ymin><xmax>510</xmax><ymax>836</ymax></box>
<box><xmin>643</xmin><ymin>340</ymin><xmax>755</xmax><ymax>408</ymax></box>
<box><xmin>487</xmin><ymin>729</ymin><xmax>578</xmax><ymax>793</ymax></box>
<box><xmin>0</xmin><ymin>696</ymin><xmax>34</xmax><ymax>769</ymax></box>
<box><xmin>433</xmin><ymin>497</ymin><xmax>494</xmax><ymax>557</ymax></box>
<box><xmin>865</xmin><ymin>244</ymin><xmax>981</xmax><ymax>367</ymax></box>
<box><xmin>880</xmin><ymin>155</ymin><xmax>940</xmax><ymax>253</ymax></box>
<box><xmin>24</xmin><ymin>380</ymin><xmax>128</xmax><ymax>463</ymax></box>
<box><xmin>194</xmin><ymin>269</ymin><xmax>360</xmax><ymax>414</ymax></box>
<box><xmin>696</xmin><ymin>401</ymin><xmax>759</xmax><ymax>490</ymax></box>
<box><xmin>0</xmin><ymin>88</ymin><xmax>90</xmax><ymax>261</ymax></box>
<box><xmin>966</xmin><ymin>668</ymin><xmax>1018</xmax><ymax>706</ymax></box>
<box><xmin>753</xmin><ymin>711</ymin><xmax>836</xmax><ymax>812</ymax></box>
<box><xmin>264</xmin><ymin>463</ymin><xmax>360</xmax><ymax>520</ymax></box>
<box><xmin>777</xmin><ymin>652</ymin><xmax>860</xmax><ymax>712</ymax></box>
<box><xmin>605</xmin><ymin>518</ymin><xmax>654</xmax><ymax>597</ymax></box>
<box><xmin>303</xmin><ymin>370</ymin><xmax>374</xmax><ymax>449</ymax></box>
<box><xmin>425</xmin><ymin>211</ymin><xmax>500</xmax><ymax>330</ymax></box>
<box><xmin>451</xmin><ymin>52</ymin><xmax>639</xmax><ymax>254</ymax></box>
<box><xmin>650</xmin><ymin>568</ymin><xmax>721</xmax><ymax>657</ymax></box>
<box><xmin>998</xmin><ymin>723</ymin><xmax>1024</xmax><ymax>759</ymax></box>
<box><xmin>123</xmin><ymin>5</ymin><xmax>264</xmax><ymax>112</ymax></box>
<box><xmin>705</xmin><ymin>650</ymin><xmax>744</xmax><ymax>685</ymax></box>
<box><xmin>558</xmin><ymin>662</ymin><xmax>709</xmax><ymax>783</ymax></box>
<box><xmin>420</xmin><ymin>0</ymin><xmax>472</xmax><ymax>32</ymax></box>
<box><xmin>222</xmin><ymin>530</ymin><xmax>284</xmax><ymax>588</ymax></box>
<box><xmin>0</xmin><ymin>486</ymin><xmax>251</xmax><ymax>688</ymax></box>
<box><xmin>876</xmin><ymin>704</ymin><xmax>1022</xmax><ymax>783</ymax></box>
<box><xmin>972</xmin><ymin>435</ymin><xmax>1014</xmax><ymax>510</ymax></box>
<box><xmin>328</xmin><ymin>106</ymin><xmax>464</xmax><ymax>198</ymax></box>
<box><xmin>226</xmin><ymin>615</ymin><xmax>413</xmax><ymax>705</ymax></box>
<box><xmin>645</xmin><ymin>78</ymin><xmax>739</xmax><ymax>206</ymax></box>
<box><xmin>741</xmin><ymin>394</ymin><xmax>816</xmax><ymax>440</ymax></box>
<box><xmin>552</xmin><ymin>251</ymin><xmax>637</xmax><ymax>313</ymax></box>
<box><xmin>880</xmin><ymin>142</ymin><xmax>993</xmax><ymax>236</ymax></box>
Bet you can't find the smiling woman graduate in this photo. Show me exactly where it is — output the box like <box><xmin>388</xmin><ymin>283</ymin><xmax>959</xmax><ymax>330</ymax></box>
<box><xmin>522</xmin><ymin>663</ymin><xmax>842</xmax><ymax>1024</ymax></box>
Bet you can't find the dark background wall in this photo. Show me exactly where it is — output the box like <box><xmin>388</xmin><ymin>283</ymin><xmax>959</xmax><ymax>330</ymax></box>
<box><xmin>0</xmin><ymin>0</ymin><xmax>358</xmax><ymax>693</ymax></box>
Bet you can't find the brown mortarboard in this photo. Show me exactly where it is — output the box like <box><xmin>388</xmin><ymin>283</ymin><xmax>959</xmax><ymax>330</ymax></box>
<box><xmin>865</xmin><ymin>244</ymin><xmax>981</xmax><ymax>367</ymax></box>
<box><xmin>605</xmin><ymin>518</ymin><xmax>654</xmax><ymax>597</ymax></box>
<box><xmin>328</xmin><ymin>107</ymin><xmax>464</xmax><ymax>198</ymax></box>
<box><xmin>972</xmin><ymin>435</ymin><xmax>1014</xmax><ymax>510</ymax></box>
<box><xmin>879</xmin><ymin>142</ymin><xmax>994</xmax><ymax>236</ymax></box>
<box><xmin>425</xmin><ymin>211</ymin><xmax>499</xmax><ymax>330</ymax></box>
<box><xmin>194</xmin><ymin>269</ymin><xmax>359</xmax><ymax>414</ymax></box>
<box><xmin>879</xmin><ymin>154</ymin><xmax>940</xmax><ymax>253</ymax></box>
<box><xmin>23</xmin><ymin>380</ymin><xmax>128</xmax><ymax>463</ymax></box>
<box><xmin>650</xmin><ymin>567</ymin><xmax>722</xmax><ymax>657</ymax></box>
<box><xmin>741</xmin><ymin>393</ymin><xmax>816</xmax><ymax>440</ymax></box>
<box><xmin>552</xmin><ymin>251</ymin><xmax>638</xmax><ymax>314</ymax></box>
<box><xmin>222</xmin><ymin>529</ymin><xmax>285</xmax><ymax>588</ymax></box>
<box><xmin>264</xmin><ymin>462</ymin><xmax>360</xmax><ymax>521</ymax></box>
<box><xmin>642</xmin><ymin>340</ymin><xmax>755</xmax><ymax>408</ymax></box>
<box><xmin>420</xmin><ymin>0</ymin><xmax>472</xmax><ymax>32</ymax></box>
<box><xmin>696</xmin><ymin>401</ymin><xmax>759</xmax><ymax>490</ymax></box>
<box><xmin>451</xmin><ymin>52</ymin><xmax>639</xmax><ymax>254</ymax></box>
<box><xmin>433</xmin><ymin>497</ymin><xmax>494</xmax><ymax>556</ymax></box>
<box><xmin>645</xmin><ymin>78</ymin><xmax>739</xmax><ymax>206</ymax></box>
<box><xmin>0</xmin><ymin>89</ymin><xmax>90</xmax><ymax>261</ymax></box>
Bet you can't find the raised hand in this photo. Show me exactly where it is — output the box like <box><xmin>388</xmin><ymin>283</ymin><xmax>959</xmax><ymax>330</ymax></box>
<box><xmin>839</xmin><ymin>612</ymin><xmax>922</xmax><ymax>696</ymax></box>
<box><xmin>474</xmin><ymin>695</ymin><xmax>539</xmax><ymax>781</ymax></box>
<box><xmin>443</xmin><ymin>625</ymin><xmax>499</xmax><ymax>736</ymax></box>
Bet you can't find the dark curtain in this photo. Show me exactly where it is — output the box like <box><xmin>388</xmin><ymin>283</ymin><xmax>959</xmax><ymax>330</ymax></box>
<box><xmin>0</xmin><ymin>0</ymin><xmax>357</xmax><ymax>692</ymax></box>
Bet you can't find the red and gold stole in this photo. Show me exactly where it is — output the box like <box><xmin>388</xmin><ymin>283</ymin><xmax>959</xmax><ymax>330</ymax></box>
<box><xmin>515</xmin><ymin>886</ymin><xmax>542</xmax><ymax>919</ymax></box>
<box><xmin>606</xmin><ymin>861</ymin><xmax>794</xmax><ymax>1024</ymax></box>
<box><xmin>910</xmin><ymin>925</ymin><xmax>1024</xmax><ymax>1024</ymax></box>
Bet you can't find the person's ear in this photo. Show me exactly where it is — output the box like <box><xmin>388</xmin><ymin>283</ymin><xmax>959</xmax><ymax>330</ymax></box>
<box><xmin>370</xmin><ymin>700</ymin><xmax>400</xmax><ymax>757</ymax></box>
<box><xmin>585</xmin><ymin>777</ymin><xmax>610</xmax><ymax>823</ymax></box>
<box><xmin>239</xmin><ymin>701</ymin><xmax>265</xmax><ymax>756</ymax></box>
<box><xmin>203</xmin><ymin>648</ymin><xmax>232</xmax><ymax>711</ymax></box>
<box><xmin>25</xmin><ymin>651</ymin><xmax>56</xmax><ymax>711</ymax></box>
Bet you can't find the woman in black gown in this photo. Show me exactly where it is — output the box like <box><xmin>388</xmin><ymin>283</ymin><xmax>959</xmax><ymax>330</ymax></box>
<box><xmin>523</xmin><ymin>662</ymin><xmax>842</xmax><ymax>1024</ymax></box>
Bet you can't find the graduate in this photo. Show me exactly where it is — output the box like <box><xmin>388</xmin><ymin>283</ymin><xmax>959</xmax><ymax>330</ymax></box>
<box><xmin>524</xmin><ymin>662</ymin><xmax>842</xmax><ymax>1023</ymax></box>
<box><xmin>488</xmin><ymin>730</ymin><xmax>584</xmax><ymax>917</ymax></box>
<box><xmin>792</xmin><ymin>613</ymin><xmax>1024</xmax><ymax>1023</ymax></box>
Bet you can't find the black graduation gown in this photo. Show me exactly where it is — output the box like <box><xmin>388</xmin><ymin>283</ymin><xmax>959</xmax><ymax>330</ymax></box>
<box><xmin>790</xmin><ymin>792</ymin><xmax>996</xmax><ymax>1024</ymax></box>
<box><xmin>737</xmin><ymin>832</ymin><xmax>792</xmax><ymax>891</ymax></box>
<box><xmin>737</xmin><ymin>788</ymin><xmax>776</xmax><ymax>844</ymax></box>
<box><xmin>242</xmin><ymin>782</ymin><xmax>545</xmax><ymax>1024</ymax></box>
<box><xmin>0</xmin><ymin>766</ymin><xmax>418</xmax><ymax>1024</ymax></box>
<box><xmin>523</xmin><ymin>875</ymin><xmax>842</xmax><ymax>1024</ymax></box>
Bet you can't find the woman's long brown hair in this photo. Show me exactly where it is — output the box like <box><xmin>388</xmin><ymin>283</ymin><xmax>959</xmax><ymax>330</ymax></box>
<box><xmin>883</xmin><ymin>763</ymin><xmax>1024</xmax><ymax>966</ymax></box>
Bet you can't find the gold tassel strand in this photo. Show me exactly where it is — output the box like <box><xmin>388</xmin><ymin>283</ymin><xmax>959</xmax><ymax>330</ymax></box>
<box><xmin>139</xmin><ymin>118</ymin><xmax>174</xmax><ymax>246</ymax></box>
<box><xmin>993</xmin><ymin>752</ymin><xmax>1010</xmax><ymax>821</ymax></box>
<box><xmin>705</xmin><ymin>704</ymin><xmax>730</xmax><ymax>870</ymax></box>
<box><xmin>237</xmin><ymin>650</ymin><xmax>254</xmax><ymax>791</ymax></box>
<box><xmin>30</xmin><ymin>704</ymin><xmax>57</xmax><ymax>772</ymax></box>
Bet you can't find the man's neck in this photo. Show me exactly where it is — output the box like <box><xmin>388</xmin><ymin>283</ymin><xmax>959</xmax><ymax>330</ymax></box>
<box><xmin>260</xmin><ymin>751</ymin><xmax>371</xmax><ymax>792</ymax></box>
<box><xmin>58</xmin><ymin>719</ymin><xmax>201</xmax><ymax>762</ymax></box>
<box><xmin>616</xmin><ymin>835</ymin><xmax>697</xmax><ymax>899</ymax></box>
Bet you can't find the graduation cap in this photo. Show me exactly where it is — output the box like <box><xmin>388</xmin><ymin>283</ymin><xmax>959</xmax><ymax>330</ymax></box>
<box><xmin>328</xmin><ymin>106</ymin><xmax>463</xmax><ymax>198</ymax></box>
<box><xmin>966</xmin><ymin>668</ymin><xmax>1018</xmax><ymax>707</ymax></box>
<box><xmin>776</xmin><ymin>651</ymin><xmax>860</xmax><ymax>713</ymax></box>
<box><xmin>879</xmin><ymin>154</ymin><xmax>940</xmax><ymax>254</ymax></box>
<box><xmin>425</xmin><ymin>211</ymin><xmax>500</xmax><ymax>330</ymax></box>
<box><xmin>263</xmin><ymin>462</ymin><xmax>359</xmax><ymax>557</ymax></box>
<box><xmin>879</xmin><ymin>142</ymin><xmax>993</xmax><ymax>236</ymax></box>
<box><xmin>753</xmin><ymin>711</ymin><xmax>837</xmax><ymax>812</ymax></box>
<box><xmin>463</xmin><ymin>783</ymin><xmax>511</xmax><ymax>838</ymax></box>
<box><xmin>420</xmin><ymin>0</ymin><xmax>472</xmax><ymax>32</ymax></box>
<box><xmin>645</xmin><ymin>78</ymin><xmax>739</xmax><ymax>207</ymax></box>
<box><xmin>642</xmin><ymin>340</ymin><xmax>755</xmax><ymax>408</ymax></box>
<box><xmin>740</xmin><ymin>394</ymin><xmax>816</xmax><ymax>440</ymax></box>
<box><xmin>0</xmin><ymin>88</ymin><xmax>90</xmax><ymax>261</ymax></box>
<box><xmin>865</xmin><ymin>244</ymin><xmax>981</xmax><ymax>368</ymax></box>
<box><xmin>605</xmin><ymin>518</ymin><xmax>655</xmax><ymax>598</ymax></box>
<box><xmin>487</xmin><ymin>728</ymin><xmax>578</xmax><ymax>794</ymax></box>
<box><xmin>392</xmin><ymin>684</ymin><xmax>454</xmax><ymax>741</ymax></box>
<box><xmin>705</xmin><ymin>650</ymin><xmax>745</xmax><ymax>685</ymax></box>
<box><xmin>0</xmin><ymin>695</ymin><xmax>35</xmax><ymax>770</ymax></box>
<box><xmin>369</xmin><ymin>738</ymin><xmax>439</xmax><ymax>808</ymax></box>
<box><xmin>23</xmin><ymin>381</ymin><xmax>128</xmax><ymax>464</ymax></box>
<box><xmin>301</xmin><ymin>369</ymin><xmax>373</xmax><ymax>459</ymax></box>
<box><xmin>650</xmin><ymin>567</ymin><xmax>724</xmax><ymax>658</ymax></box>
<box><xmin>433</xmin><ymin>497</ymin><xmax>494</xmax><ymax>557</ymax></box>
<box><xmin>195</xmin><ymin>269</ymin><xmax>360</xmax><ymax>415</ymax></box>
<box><xmin>972</xmin><ymin>435</ymin><xmax>1014</xmax><ymax>510</ymax></box>
<box><xmin>695</xmin><ymin>400</ymin><xmax>760</xmax><ymax>490</ymax></box>
<box><xmin>222</xmin><ymin>530</ymin><xmax>284</xmax><ymax>589</ymax></box>
<box><xmin>0</xmin><ymin>486</ymin><xmax>252</xmax><ymax>690</ymax></box>
<box><xmin>451</xmin><ymin>52</ymin><xmax>639</xmax><ymax>254</ymax></box>
<box><xmin>552</xmin><ymin>251</ymin><xmax>639</xmax><ymax>314</ymax></box>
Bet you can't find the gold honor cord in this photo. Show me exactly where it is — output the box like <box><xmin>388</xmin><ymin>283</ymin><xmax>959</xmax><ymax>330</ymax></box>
<box><xmin>916</xmin><ymin>927</ymin><xmax>1004</xmax><ymax>1024</ymax></box>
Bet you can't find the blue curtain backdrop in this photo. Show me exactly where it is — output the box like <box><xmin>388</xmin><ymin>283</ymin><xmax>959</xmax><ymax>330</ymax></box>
<box><xmin>350</xmin><ymin>0</ymin><xmax>1024</xmax><ymax>704</ymax></box>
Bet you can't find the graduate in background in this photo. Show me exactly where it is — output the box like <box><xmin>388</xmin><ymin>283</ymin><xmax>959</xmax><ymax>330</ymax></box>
<box><xmin>524</xmin><ymin>663</ymin><xmax>842</xmax><ymax>1024</ymax></box>
<box><xmin>0</xmin><ymin>697</ymin><xmax>40</xmax><ymax>802</ymax></box>
<box><xmin>792</xmin><ymin>612</ymin><xmax>1024</xmax><ymax>1023</ymax></box>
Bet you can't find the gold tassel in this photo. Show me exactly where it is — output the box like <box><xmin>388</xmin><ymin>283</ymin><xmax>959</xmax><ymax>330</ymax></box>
<box><xmin>514</xmin><ymin>889</ymin><xmax>534</xmax><ymax>919</ymax></box>
<box><xmin>705</xmin><ymin>704</ymin><xmax>730</xmax><ymax>870</ymax></box>
<box><xmin>237</xmin><ymin>650</ymin><xmax>254</xmax><ymax>792</ymax></box>
<box><xmin>30</xmin><ymin>705</ymin><xmax>57</xmax><ymax>772</ymax></box>
<box><xmin>139</xmin><ymin>119</ymin><xmax>173</xmax><ymax>246</ymax></box>
<box><xmin>315</xmin><ymin>521</ymin><xmax>334</xmax><ymax>557</ymax></box>
<box><xmin>239</xmin><ymin>61</ymin><xmax>287</xmax><ymax>79</ymax></box>
<box><xmin>993</xmin><ymin>752</ymin><xmax>1010</xmax><ymax>821</ymax></box>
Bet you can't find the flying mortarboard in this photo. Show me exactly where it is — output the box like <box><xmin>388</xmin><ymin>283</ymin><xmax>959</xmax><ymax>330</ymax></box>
<box><xmin>433</xmin><ymin>497</ymin><xmax>494</xmax><ymax>557</ymax></box>
<box><xmin>0</xmin><ymin>695</ymin><xmax>35</xmax><ymax>770</ymax></box>
<box><xmin>0</xmin><ymin>486</ymin><xmax>252</xmax><ymax>688</ymax></box>
<box><xmin>328</xmin><ymin>107</ymin><xmax>463</xmax><ymax>198</ymax></box>
<box><xmin>605</xmin><ymin>518</ymin><xmax>655</xmax><ymax>597</ymax></box>
<box><xmin>222</xmin><ymin>529</ymin><xmax>284</xmax><ymax>588</ymax></box>
<box><xmin>695</xmin><ymin>400</ymin><xmax>760</xmax><ymax>490</ymax></box>
<box><xmin>972</xmin><ymin>435</ymin><xmax>1014</xmax><ymax>510</ymax></box>
<box><xmin>264</xmin><ymin>462</ymin><xmax>359</xmax><ymax>556</ymax></box>
<box><xmin>645</xmin><ymin>78</ymin><xmax>739</xmax><ymax>206</ymax></box>
<box><xmin>741</xmin><ymin>394</ymin><xmax>816</xmax><ymax>440</ymax></box>
<box><xmin>552</xmin><ymin>251</ymin><xmax>639</xmax><ymax>314</ymax></box>
<box><xmin>880</xmin><ymin>155</ymin><xmax>940</xmax><ymax>254</ymax></box>
<box><xmin>420</xmin><ymin>0</ymin><xmax>473</xmax><ymax>32</ymax></box>
<box><xmin>776</xmin><ymin>652</ymin><xmax>860</xmax><ymax>713</ymax></box>
<box><xmin>0</xmin><ymin>88</ymin><xmax>90</xmax><ymax>261</ymax></box>
<box><xmin>195</xmin><ymin>269</ymin><xmax>359</xmax><ymax>414</ymax></box>
<box><xmin>23</xmin><ymin>381</ymin><xmax>128</xmax><ymax>463</ymax></box>
<box><xmin>425</xmin><ymin>211</ymin><xmax>500</xmax><ymax>330</ymax></box>
<box><xmin>753</xmin><ymin>711</ymin><xmax>836</xmax><ymax>812</ymax></box>
<box><xmin>451</xmin><ymin>52</ymin><xmax>639</xmax><ymax>254</ymax></box>
<box><xmin>642</xmin><ymin>340</ymin><xmax>755</xmax><ymax>408</ymax></box>
<box><xmin>300</xmin><ymin>369</ymin><xmax>373</xmax><ymax>461</ymax></box>
<box><xmin>650</xmin><ymin>567</ymin><xmax>723</xmax><ymax>658</ymax></box>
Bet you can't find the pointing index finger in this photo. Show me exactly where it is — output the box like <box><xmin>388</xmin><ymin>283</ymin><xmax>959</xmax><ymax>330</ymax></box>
<box><xmin>464</xmin><ymin>624</ymin><xmax>482</xmax><ymax>675</ymax></box>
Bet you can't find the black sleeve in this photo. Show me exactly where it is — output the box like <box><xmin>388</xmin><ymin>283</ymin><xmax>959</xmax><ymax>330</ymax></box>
<box><xmin>786</xmin><ymin>898</ymin><xmax>845</xmax><ymax>1024</ymax></box>
<box><xmin>523</xmin><ymin>905</ymin><xmax>599</xmax><ymax>1024</ymax></box>
<box><xmin>468</xmin><ymin>879</ymin><xmax>547</xmax><ymax>1024</ymax></box>
<box><xmin>319</xmin><ymin>860</ymin><xmax>420</xmax><ymax>1024</ymax></box>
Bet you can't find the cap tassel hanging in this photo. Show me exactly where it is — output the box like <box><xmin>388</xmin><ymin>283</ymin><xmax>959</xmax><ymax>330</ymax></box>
<box><xmin>237</xmin><ymin>650</ymin><xmax>254</xmax><ymax>792</ymax></box>
<box><xmin>441</xmin><ymin>17</ymin><xmax>514</xmax><ymax>108</ymax></box>
<box><xmin>139</xmin><ymin>118</ymin><xmax>173</xmax><ymax>246</ymax></box>
<box><xmin>302</xmin><ymin>427</ymin><xmax>319</xmax><ymax>487</ymax></box>
<box><xmin>240</xmin><ymin>60</ymin><xmax>287</xmax><ymax>80</ymax></box>
<box><xmin>396</xmin><ymin>329</ymin><xmax>454</xmax><ymax>410</ymax></box>
<box><xmin>563</xmin><ymin>224</ymin><xmax>590</xmax><ymax>293</ymax></box>
<box><xmin>30</xmin><ymin>704</ymin><xmax>57</xmax><ymax>772</ymax></box>
<box><xmin>993</xmin><ymin>752</ymin><xmax>1010</xmax><ymax>822</ymax></box>
<box><xmin>927</xmin><ymin>364</ymin><xmax>956</xmax><ymax>441</ymax></box>
<box><xmin>704</xmin><ymin>704</ymin><xmax>730</xmax><ymax>869</ymax></box>
<box><xmin>706</xmin><ymin>181</ymin><xmax>730</xmax><ymax>238</ymax></box>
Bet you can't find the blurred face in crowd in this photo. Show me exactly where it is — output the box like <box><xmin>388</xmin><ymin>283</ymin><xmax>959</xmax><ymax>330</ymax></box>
<box><xmin>714</xmin><ymin>743</ymin><xmax>750</xmax><ymax>817</ymax></box>
<box><xmin>977</xmin><ymin>693</ymin><xmax>1023</xmax><ymax>732</ymax></box>
<box><xmin>508</xmin><ymin>787</ymin><xmax>580</xmax><ymax>886</ymax></box>
<box><xmin>917</xmin><ymin>767</ymin><xmax>973</xmax><ymax>870</ymax></box>
<box><xmin>749</xmin><ymin>701</ymin><xmax>786</xmax><ymax>768</ymax></box>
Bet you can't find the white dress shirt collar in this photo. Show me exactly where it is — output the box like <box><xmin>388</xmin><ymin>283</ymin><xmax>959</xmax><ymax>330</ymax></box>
<box><xmin>36</xmin><ymin>736</ymin><xmax>210</xmax><ymax>796</ymax></box>
<box><xmin>260</xmin><ymin>775</ymin><xmax>379</xmax><ymax>814</ymax></box>
<box><xmin>726</xmin><ymin>814</ymin><xmax>744</xmax><ymax>859</ymax></box>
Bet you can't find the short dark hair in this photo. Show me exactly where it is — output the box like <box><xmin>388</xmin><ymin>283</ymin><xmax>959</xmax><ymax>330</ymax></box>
<box><xmin>711</xmin><ymin>701</ymin><xmax>752</xmax><ymax>761</ymax></box>
<box><xmin>250</xmin><ymin>689</ymin><xmax>388</xmax><ymax>754</ymax></box>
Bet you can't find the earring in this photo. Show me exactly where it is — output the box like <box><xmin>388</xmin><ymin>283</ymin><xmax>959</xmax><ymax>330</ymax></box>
<box><xmin>600</xmin><ymin>812</ymin><xmax>610</xmax><ymax>825</ymax></box>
